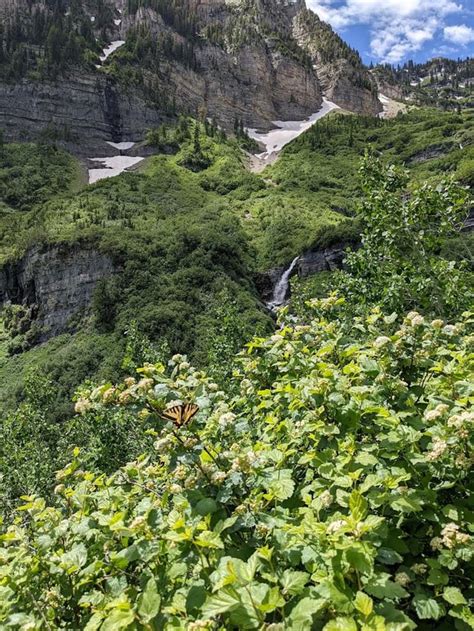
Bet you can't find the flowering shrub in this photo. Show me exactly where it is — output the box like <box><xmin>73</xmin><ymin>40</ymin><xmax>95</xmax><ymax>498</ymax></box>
<box><xmin>1</xmin><ymin>301</ymin><xmax>473</xmax><ymax>630</ymax></box>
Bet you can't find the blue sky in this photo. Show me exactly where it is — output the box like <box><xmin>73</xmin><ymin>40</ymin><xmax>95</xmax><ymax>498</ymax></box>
<box><xmin>307</xmin><ymin>0</ymin><xmax>474</xmax><ymax>65</ymax></box>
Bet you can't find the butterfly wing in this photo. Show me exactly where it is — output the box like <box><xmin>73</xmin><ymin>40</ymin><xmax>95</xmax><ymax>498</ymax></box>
<box><xmin>160</xmin><ymin>406</ymin><xmax>183</xmax><ymax>425</ymax></box>
<box><xmin>182</xmin><ymin>403</ymin><xmax>199</xmax><ymax>426</ymax></box>
<box><xmin>160</xmin><ymin>403</ymin><xmax>199</xmax><ymax>427</ymax></box>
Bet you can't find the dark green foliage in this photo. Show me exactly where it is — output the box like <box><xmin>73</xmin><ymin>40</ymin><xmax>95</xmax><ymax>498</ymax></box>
<box><xmin>0</xmin><ymin>372</ymin><xmax>59</xmax><ymax>516</ymax></box>
<box><xmin>0</xmin><ymin>133</ymin><xmax>271</xmax><ymax>418</ymax></box>
<box><xmin>2</xmin><ymin>303</ymin><xmax>41</xmax><ymax>354</ymax></box>
<box><xmin>0</xmin><ymin>142</ymin><xmax>80</xmax><ymax>211</ymax></box>
<box><xmin>336</xmin><ymin>152</ymin><xmax>472</xmax><ymax>318</ymax></box>
<box><xmin>0</xmin><ymin>0</ymin><xmax>107</xmax><ymax>80</ymax></box>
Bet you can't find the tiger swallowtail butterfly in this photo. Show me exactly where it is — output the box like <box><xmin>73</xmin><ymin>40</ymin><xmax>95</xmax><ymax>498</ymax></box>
<box><xmin>160</xmin><ymin>403</ymin><xmax>199</xmax><ymax>428</ymax></box>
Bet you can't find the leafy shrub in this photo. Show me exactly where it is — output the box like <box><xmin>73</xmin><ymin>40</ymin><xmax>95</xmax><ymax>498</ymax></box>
<box><xmin>1</xmin><ymin>302</ymin><xmax>473</xmax><ymax>629</ymax></box>
<box><xmin>336</xmin><ymin>152</ymin><xmax>473</xmax><ymax>319</ymax></box>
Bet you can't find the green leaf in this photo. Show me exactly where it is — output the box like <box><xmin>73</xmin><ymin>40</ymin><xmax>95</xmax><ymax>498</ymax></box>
<box><xmin>288</xmin><ymin>597</ymin><xmax>326</xmax><ymax>629</ymax></box>
<box><xmin>101</xmin><ymin>608</ymin><xmax>135</xmax><ymax>631</ymax></box>
<box><xmin>110</xmin><ymin>544</ymin><xmax>139</xmax><ymax>569</ymax></box>
<box><xmin>259</xmin><ymin>586</ymin><xmax>285</xmax><ymax>614</ymax></box>
<box><xmin>349</xmin><ymin>490</ymin><xmax>368</xmax><ymax>521</ymax></box>
<box><xmin>194</xmin><ymin>530</ymin><xmax>224</xmax><ymax>549</ymax></box>
<box><xmin>60</xmin><ymin>543</ymin><xmax>88</xmax><ymax>572</ymax></box>
<box><xmin>365</xmin><ymin>574</ymin><xmax>409</xmax><ymax>600</ymax></box>
<box><xmin>196</xmin><ymin>498</ymin><xmax>219</xmax><ymax>516</ymax></box>
<box><xmin>323</xmin><ymin>616</ymin><xmax>358</xmax><ymax>630</ymax></box>
<box><xmin>412</xmin><ymin>595</ymin><xmax>443</xmax><ymax>620</ymax></box>
<box><xmin>345</xmin><ymin>545</ymin><xmax>373</xmax><ymax>575</ymax></box>
<box><xmin>443</xmin><ymin>587</ymin><xmax>467</xmax><ymax>606</ymax></box>
<box><xmin>186</xmin><ymin>585</ymin><xmax>207</xmax><ymax>613</ymax></box>
<box><xmin>427</xmin><ymin>567</ymin><xmax>449</xmax><ymax>586</ymax></box>
<box><xmin>391</xmin><ymin>494</ymin><xmax>422</xmax><ymax>514</ymax></box>
<box><xmin>281</xmin><ymin>570</ymin><xmax>309</xmax><ymax>595</ymax></box>
<box><xmin>202</xmin><ymin>586</ymin><xmax>241</xmax><ymax>618</ymax></box>
<box><xmin>354</xmin><ymin>591</ymin><xmax>374</xmax><ymax>617</ymax></box>
<box><xmin>376</xmin><ymin>548</ymin><xmax>403</xmax><ymax>565</ymax></box>
<box><xmin>138</xmin><ymin>578</ymin><xmax>161</xmax><ymax>623</ymax></box>
<box><xmin>265</xmin><ymin>469</ymin><xmax>295</xmax><ymax>501</ymax></box>
<box><xmin>228</xmin><ymin>555</ymin><xmax>258</xmax><ymax>585</ymax></box>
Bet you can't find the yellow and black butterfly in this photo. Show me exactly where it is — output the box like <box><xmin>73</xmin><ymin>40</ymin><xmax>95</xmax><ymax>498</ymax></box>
<box><xmin>160</xmin><ymin>402</ymin><xmax>199</xmax><ymax>428</ymax></box>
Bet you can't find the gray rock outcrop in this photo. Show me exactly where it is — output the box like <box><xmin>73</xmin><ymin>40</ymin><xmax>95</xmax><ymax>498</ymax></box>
<box><xmin>0</xmin><ymin>244</ymin><xmax>115</xmax><ymax>340</ymax></box>
<box><xmin>0</xmin><ymin>73</ymin><xmax>163</xmax><ymax>153</ymax></box>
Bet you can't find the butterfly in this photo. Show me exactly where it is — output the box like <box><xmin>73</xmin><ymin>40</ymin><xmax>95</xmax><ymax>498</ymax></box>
<box><xmin>160</xmin><ymin>402</ymin><xmax>199</xmax><ymax>428</ymax></box>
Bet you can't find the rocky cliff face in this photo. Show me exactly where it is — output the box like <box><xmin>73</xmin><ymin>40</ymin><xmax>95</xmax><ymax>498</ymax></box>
<box><xmin>293</xmin><ymin>9</ymin><xmax>382</xmax><ymax>116</ymax></box>
<box><xmin>120</xmin><ymin>0</ymin><xmax>323</xmax><ymax>131</ymax></box>
<box><xmin>0</xmin><ymin>0</ymin><xmax>382</xmax><ymax>148</ymax></box>
<box><xmin>0</xmin><ymin>245</ymin><xmax>115</xmax><ymax>340</ymax></box>
<box><xmin>0</xmin><ymin>72</ymin><xmax>162</xmax><ymax>152</ymax></box>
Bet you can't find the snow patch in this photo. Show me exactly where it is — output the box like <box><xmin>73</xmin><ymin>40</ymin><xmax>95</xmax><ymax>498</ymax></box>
<box><xmin>88</xmin><ymin>156</ymin><xmax>144</xmax><ymax>184</ymax></box>
<box><xmin>106</xmin><ymin>141</ymin><xmax>136</xmax><ymax>151</ymax></box>
<box><xmin>100</xmin><ymin>40</ymin><xmax>125</xmax><ymax>62</ymax></box>
<box><xmin>247</xmin><ymin>98</ymin><xmax>339</xmax><ymax>159</ymax></box>
<box><xmin>378</xmin><ymin>93</ymin><xmax>390</xmax><ymax>119</ymax></box>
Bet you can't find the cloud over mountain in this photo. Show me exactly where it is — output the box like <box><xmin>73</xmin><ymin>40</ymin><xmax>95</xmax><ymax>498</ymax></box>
<box><xmin>308</xmin><ymin>0</ymin><xmax>471</xmax><ymax>62</ymax></box>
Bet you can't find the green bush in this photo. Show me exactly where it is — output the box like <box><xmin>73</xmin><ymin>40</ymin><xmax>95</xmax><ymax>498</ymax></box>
<box><xmin>1</xmin><ymin>303</ymin><xmax>473</xmax><ymax>629</ymax></box>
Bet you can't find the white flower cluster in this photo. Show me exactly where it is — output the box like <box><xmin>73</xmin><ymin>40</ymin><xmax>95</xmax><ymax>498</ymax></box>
<box><xmin>426</xmin><ymin>438</ymin><xmax>448</xmax><ymax>461</ymax></box>
<box><xmin>394</xmin><ymin>572</ymin><xmax>411</xmax><ymax>586</ymax></box>
<box><xmin>74</xmin><ymin>398</ymin><xmax>92</xmax><ymax>415</ymax></box>
<box><xmin>448</xmin><ymin>410</ymin><xmax>473</xmax><ymax>432</ymax></box>
<box><xmin>424</xmin><ymin>403</ymin><xmax>449</xmax><ymax>422</ymax></box>
<box><xmin>431</xmin><ymin>523</ymin><xmax>470</xmax><ymax>550</ymax></box>
<box><xmin>327</xmin><ymin>519</ymin><xmax>346</xmax><ymax>534</ymax></box>
<box><xmin>319</xmin><ymin>490</ymin><xmax>333</xmax><ymax>508</ymax></box>
<box><xmin>406</xmin><ymin>312</ymin><xmax>425</xmax><ymax>327</ymax></box>
<box><xmin>219</xmin><ymin>412</ymin><xmax>236</xmax><ymax>428</ymax></box>
<box><xmin>374</xmin><ymin>336</ymin><xmax>391</xmax><ymax>348</ymax></box>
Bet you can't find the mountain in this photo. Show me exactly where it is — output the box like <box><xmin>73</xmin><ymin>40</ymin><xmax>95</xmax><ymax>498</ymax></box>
<box><xmin>0</xmin><ymin>0</ymin><xmax>380</xmax><ymax>151</ymax></box>
<box><xmin>373</xmin><ymin>57</ymin><xmax>474</xmax><ymax>111</ymax></box>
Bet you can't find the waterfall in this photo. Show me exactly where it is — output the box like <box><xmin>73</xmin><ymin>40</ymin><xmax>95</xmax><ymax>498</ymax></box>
<box><xmin>267</xmin><ymin>256</ymin><xmax>299</xmax><ymax>310</ymax></box>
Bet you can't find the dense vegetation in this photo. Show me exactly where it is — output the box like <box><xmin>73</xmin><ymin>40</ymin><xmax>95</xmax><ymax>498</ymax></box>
<box><xmin>0</xmin><ymin>156</ymin><xmax>473</xmax><ymax>629</ymax></box>
<box><xmin>242</xmin><ymin>107</ymin><xmax>473</xmax><ymax>267</ymax></box>
<box><xmin>1</xmin><ymin>106</ymin><xmax>473</xmax><ymax>416</ymax></box>
<box><xmin>0</xmin><ymin>140</ymin><xmax>82</xmax><ymax>212</ymax></box>
<box><xmin>0</xmin><ymin>0</ymin><xmax>113</xmax><ymax>80</ymax></box>
<box><xmin>0</xmin><ymin>121</ymin><xmax>270</xmax><ymax>416</ymax></box>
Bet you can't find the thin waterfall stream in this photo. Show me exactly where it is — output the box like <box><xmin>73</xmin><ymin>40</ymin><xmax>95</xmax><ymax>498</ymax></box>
<box><xmin>267</xmin><ymin>256</ymin><xmax>300</xmax><ymax>311</ymax></box>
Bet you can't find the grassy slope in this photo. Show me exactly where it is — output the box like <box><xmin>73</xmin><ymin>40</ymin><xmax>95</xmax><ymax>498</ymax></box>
<box><xmin>254</xmin><ymin>108</ymin><xmax>473</xmax><ymax>266</ymax></box>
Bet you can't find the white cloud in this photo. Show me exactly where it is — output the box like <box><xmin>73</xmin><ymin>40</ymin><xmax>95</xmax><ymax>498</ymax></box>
<box><xmin>444</xmin><ymin>24</ymin><xmax>474</xmax><ymax>45</ymax></box>
<box><xmin>308</xmin><ymin>0</ymin><xmax>465</xmax><ymax>63</ymax></box>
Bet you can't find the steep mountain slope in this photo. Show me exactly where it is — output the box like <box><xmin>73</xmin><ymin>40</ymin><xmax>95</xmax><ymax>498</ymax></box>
<box><xmin>0</xmin><ymin>0</ymin><xmax>380</xmax><ymax>150</ymax></box>
<box><xmin>373</xmin><ymin>57</ymin><xmax>474</xmax><ymax>110</ymax></box>
<box><xmin>293</xmin><ymin>8</ymin><xmax>380</xmax><ymax>116</ymax></box>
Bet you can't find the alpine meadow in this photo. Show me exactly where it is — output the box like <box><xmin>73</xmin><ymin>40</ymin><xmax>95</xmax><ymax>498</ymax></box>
<box><xmin>0</xmin><ymin>1</ymin><xmax>473</xmax><ymax>630</ymax></box>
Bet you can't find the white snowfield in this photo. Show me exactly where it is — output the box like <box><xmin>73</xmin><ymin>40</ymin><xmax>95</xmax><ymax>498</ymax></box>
<box><xmin>100</xmin><ymin>40</ymin><xmax>126</xmax><ymax>63</ymax></box>
<box><xmin>88</xmin><ymin>156</ymin><xmax>144</xmax><ymax>184</ymax></box>
<box><xmin>378</xmin><ymin>93</ymin><xmax>390</xmax><ymax>119</ymax></box>
<box><xmin>247</xmin><ymin>98</ymin><xmax>340</xmax><ymax>159</ymax></box>
<box><xmin>106</xmin><ymin>141</ymin><xmax>136</xmax><ymax>151</ymax></box>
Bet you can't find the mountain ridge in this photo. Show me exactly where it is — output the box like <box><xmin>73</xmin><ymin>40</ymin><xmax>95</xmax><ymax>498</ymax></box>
<box><xmin>0</xmin><ymin>0</ymin><xmax>380</xmax><ymax>151</ymax></box>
